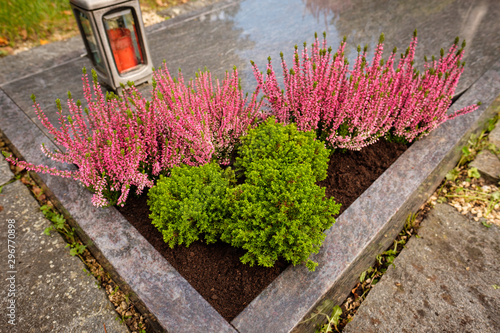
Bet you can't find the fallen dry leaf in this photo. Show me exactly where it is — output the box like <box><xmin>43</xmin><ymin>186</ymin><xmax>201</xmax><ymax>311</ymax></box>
<box><xmin>20</xmin><ymin>29</ymin><xmax>27</xmax><ymax>41</ymax></box>
<box><xmin>32</xmin><ymin>186</ymin><xmax>41</xmax><ymax>194</ymax></box>
<box><xmin>39</xmin><ymin>39</ymin><xmax>49</xmax><ymax>45</ymax></box>
<box><xmin>32</xmin><ymin>186</ymin><xmax>45</xmax><ymax>198</ymax></box>
<box><xmin>63</xmin><ymin>10</ymin><xmax>72</xmax><ymax>15</ymax></box>
<box><xmin>0</xmin><ymin>36</ymin><xmax>8</xmax><ymax>46</ymax></box>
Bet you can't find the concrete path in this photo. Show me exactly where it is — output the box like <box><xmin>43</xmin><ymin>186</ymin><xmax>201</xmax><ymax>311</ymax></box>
<box><xmin>344</xmin><ymin>203</ymin><xmax>500</xmax><ymax>333</ymax></box>
<box><xmin>0</xmin><ymin>155</ymin><xmax>128</xmax><ymax>332</ymax></box>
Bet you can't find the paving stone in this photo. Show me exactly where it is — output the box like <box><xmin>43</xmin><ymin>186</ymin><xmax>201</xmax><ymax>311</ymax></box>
<box><xmin>0</xmin><ymin>180</ymin><xmax>128</xmax><ymax>333</ymax></box>
<box><xmin>344</xmin><ymin>204</ymin><xmax>500</xmax><ymax>333</ymax></box>
<box><xmin>0</xmin><ymin>154</ymin><xmax>13</xmax><ymax>185</ymax></box>
<box><xmin>488</xmin><ymin>123</ymin><xmax>500</xmax><ymax>148</ymax></box>
<box><xmin>470</xmin><ymin>150</ymin><xmax>500</xmax><ymax>183</ymax></box>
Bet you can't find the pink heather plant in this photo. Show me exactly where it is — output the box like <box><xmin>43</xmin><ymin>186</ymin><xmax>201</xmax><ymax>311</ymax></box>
<box><xmin>5</xmin><ymin>32</ymin><xmax>478</xmax><ymax>208</ymax></box>
<box><xmin>252</xmin><ymin>31</ymin><xmax>480</xmax><ymax>150</ymax></box>
<box><xmin>6</xmin><ymin>69</ymin><xmax>154</xmax><ymax>207</ymax></box>
<box><xmin>6</xmin><ymin>64</ymin><xmax>262</xmax><ymax>207</ymax></box>
<box><xmin>389</xmin><ymin>36</ymin><xmax>479</xmax><ymax>141</ymax></box>
<box><xmin>151</xmin><ymin>63</ymin><xmax>263</xmax><ymax>165</ymax></box>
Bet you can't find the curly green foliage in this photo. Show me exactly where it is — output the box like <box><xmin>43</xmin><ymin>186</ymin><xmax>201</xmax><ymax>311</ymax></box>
<box><xmin>235</xmin><ymin>117</ymin><xmax>331</xmax><ymax>182</ymax></box>
<box><xmin>148</xmin><ymin>162</ymin><xmax>235</xmax><ymax>248</ymax></box>
<box><xmin>222</xmin><ymin>118</ymin><xmax>340</xmax><ymax>271</ymax></box>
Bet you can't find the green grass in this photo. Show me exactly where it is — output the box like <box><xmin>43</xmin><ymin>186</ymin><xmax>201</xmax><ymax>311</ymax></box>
<box><xmin>0</xmin><ymin>0</ymin><xmax>74</xmax><ymax>44</ymax></box>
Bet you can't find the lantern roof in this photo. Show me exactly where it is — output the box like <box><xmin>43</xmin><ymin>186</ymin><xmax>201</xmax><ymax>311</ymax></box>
<box><xmin>70</xmin><ymin>0</ymin><xmax>131</xmax><ymax>11</ymax></box>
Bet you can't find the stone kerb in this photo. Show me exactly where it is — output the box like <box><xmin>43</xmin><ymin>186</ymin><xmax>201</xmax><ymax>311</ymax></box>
<box><xmin>1</xmin><ymin>61</ymin><xmax>499</xmax><ymax>332</ymax></box>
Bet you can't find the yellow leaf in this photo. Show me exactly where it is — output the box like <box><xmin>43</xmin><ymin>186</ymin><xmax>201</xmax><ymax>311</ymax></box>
<box><xmin>40</xmin><ymin>39</ymin><xmax>49</xmax><ymax>45</ymax></box>
<box><xmin>0</xmin><ymin>36</ymin><xmax>8</xmax><ymax>46</ymax></box>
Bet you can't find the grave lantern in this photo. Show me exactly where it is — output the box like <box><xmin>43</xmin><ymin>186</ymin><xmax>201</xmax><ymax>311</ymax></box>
<box><xmin>70</xmin><ymin>0</ymin><xmax>153</xmax><ymax>93</ymax></box>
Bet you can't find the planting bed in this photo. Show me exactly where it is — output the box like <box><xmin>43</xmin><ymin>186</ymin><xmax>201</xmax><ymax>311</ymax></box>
<box><xmin>117</xmin><ymin>140</ymin><xmax>407</xmax><ymax>321</ymax></box>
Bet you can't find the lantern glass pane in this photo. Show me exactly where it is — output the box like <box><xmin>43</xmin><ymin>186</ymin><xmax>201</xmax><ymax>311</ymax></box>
<box><xmin>75</xmin><ymin>9</ymin><xmax>105</xmax><ymax>71</ymax></box>
<box><xmin>103</xmin><ymin>9</ymin><xmax>145</xmax><ymax>75</ymax></box>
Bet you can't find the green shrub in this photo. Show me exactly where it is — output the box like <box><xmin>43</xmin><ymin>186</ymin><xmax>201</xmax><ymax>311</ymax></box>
<box><xmin>148</xmin><ymin>162</ymin><xmax>235</xmax><ymax>248</ymax></box>
<box><xmin>234</xmin><ymin>117</ymin><xmax>331</xmax><ymax>182</ymax></box>
<box><xmin>221</xmin><ymin>118</ymin><xmax>340</xmax><ymax>271</ymax></box>
<box><xmin>147</xmin><ymin>118</ymin><xmax>340</xmax><ymax>271</ymax></box>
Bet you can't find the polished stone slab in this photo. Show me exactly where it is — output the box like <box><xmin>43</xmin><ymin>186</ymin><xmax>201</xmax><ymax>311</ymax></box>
<box><xmin>0</xmin><ymin>57</ymin><xmax>92</xmax><ymax>143</ymax></box>
<box><xmin>158</xmin><ymin>0</ymin><xmax>224</xmax><ymax>18</ymax></box>
<box><xmin>344</xmin><ymin>204</ymin><xmax>500</xmax><ymax>333</ymax></box>
<box><xmin>145</xmin><ymin>0</ymin><xmax>500</xmax><ymax>96</ymax></box>
<box><xmin>4</xmin><ymin>0</ymin><xmax>499</xmax><ymax>93</ymax></box>
<box><xmin>0</xmin><ymin>37</ymin><xmax>85</xmax><ymax>86</ymax></box>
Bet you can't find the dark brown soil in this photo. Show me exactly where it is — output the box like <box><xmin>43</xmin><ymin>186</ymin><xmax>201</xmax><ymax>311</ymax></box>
<box><xmin>319</xmin><ymin>139</ymin><xmax>408</xmax><ymax>214</ymax></box>
<box><xmin>117</xmin><ymin>139</ymin><xmax>407</xmax><ymax>321</ymax></box>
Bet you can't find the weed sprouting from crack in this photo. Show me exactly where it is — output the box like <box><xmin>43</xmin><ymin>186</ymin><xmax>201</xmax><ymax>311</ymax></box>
<box><xmin>40</xmin><ymin>204</ymin><xmax>87</xmax><ymax>259</ymax></box>
<box><xmin>301</xmin><ymin>299</ymin><xmax>342</xmax><ymax>332</ymax></box>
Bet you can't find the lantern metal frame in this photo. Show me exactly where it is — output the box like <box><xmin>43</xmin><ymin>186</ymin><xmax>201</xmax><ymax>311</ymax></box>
<box><xmin>70</xmin><ymin>0</ymin><xmax>153</xmax><ymax>93</ymax></box>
